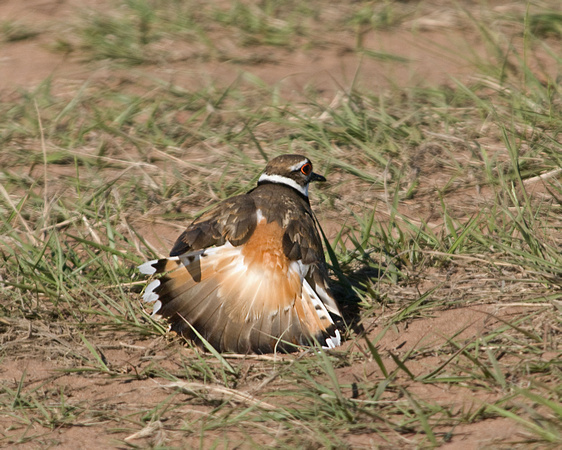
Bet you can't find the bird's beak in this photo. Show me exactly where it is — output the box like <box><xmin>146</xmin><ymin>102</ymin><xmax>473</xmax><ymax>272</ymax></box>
<box><xmin>310</xmin><ymin>172</ymin><xmax>326</xmax><ymax>183</ymax></box>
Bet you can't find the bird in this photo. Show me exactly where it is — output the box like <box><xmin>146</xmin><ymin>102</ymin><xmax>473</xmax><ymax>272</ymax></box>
<box><xmin>139</xmin><ymin>154</ymin><xmax>342</xmax><ymax>354</ymax></box>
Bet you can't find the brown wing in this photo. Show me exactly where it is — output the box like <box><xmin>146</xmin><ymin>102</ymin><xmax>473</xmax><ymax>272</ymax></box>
<box><xmin>170</xmin><ymin>195</ymin><xmax>257</xmax><ymax>257</ymax></box>
<box><xmin>282</xmin><ymin>218</ymin><xmax>325</xmax><ymax>265</ymax></box>
<box><xmin>284</xmin><ymin>219</ymin><xmax>341</xmax><ymax>317</ymax></box>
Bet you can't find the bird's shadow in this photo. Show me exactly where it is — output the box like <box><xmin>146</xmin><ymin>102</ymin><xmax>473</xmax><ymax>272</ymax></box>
<box><xmin>328</xmin><ymin>266</ymin><xmax>382</xmax><ymax>337</ymax></box>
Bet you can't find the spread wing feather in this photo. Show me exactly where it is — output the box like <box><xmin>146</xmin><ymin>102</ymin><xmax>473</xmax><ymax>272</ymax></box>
<box><xmin>170</xmin><ymin>196</ymin><xmax>257</xmax><ymax>257</ymax></box>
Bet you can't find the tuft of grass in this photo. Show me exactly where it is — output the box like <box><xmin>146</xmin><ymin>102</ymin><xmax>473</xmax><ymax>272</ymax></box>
<box><xmin>0</xmin><ymin>21</ymin><xmax>41</xmax><ymax>42</ymax></box>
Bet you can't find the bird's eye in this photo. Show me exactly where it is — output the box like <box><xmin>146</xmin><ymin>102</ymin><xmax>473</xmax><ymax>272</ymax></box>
<box><xmin>300</xmin><ymin>163</ymin><xmax>312</xmax><ymax>175</ymax></box>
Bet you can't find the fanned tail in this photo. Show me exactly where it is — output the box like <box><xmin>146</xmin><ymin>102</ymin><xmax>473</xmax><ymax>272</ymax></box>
<box><xmin>139</xmin><ymin>244</ymin><xmax>341</xmax><ymax>353</ymax></box>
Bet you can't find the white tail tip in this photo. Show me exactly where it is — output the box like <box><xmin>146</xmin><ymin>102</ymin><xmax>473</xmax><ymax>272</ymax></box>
<box><xmin>138</xmin><ymin>260</ymin><xmax>158</xmax><ymax>275</ymax></box>
<box><xmin>142</xmin><ymin>279</ymin><xmax>161</xmax><ymax>303</ymax></box>
<box><xmin>323</xmin><ymin>329</ymin><xmax>341</xmax><ymax>349</ymax></box>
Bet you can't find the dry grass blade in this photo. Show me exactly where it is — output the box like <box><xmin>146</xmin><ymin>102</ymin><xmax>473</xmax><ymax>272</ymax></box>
<box><xmin>124</xmin><ymin>420</ymin><xmax>164</xmax><ymax>442</ymax></box>
<box><xmin>0</xmin><ymin>184</ymin><xmax>37</xmax><ymax>245</ymax></box>
<box><xmin>162</xmin><ymin>381</ymin><xmax>278</xmax><ymax>411</ymax></box>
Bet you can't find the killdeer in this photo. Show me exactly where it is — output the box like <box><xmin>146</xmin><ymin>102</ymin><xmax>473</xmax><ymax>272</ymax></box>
<box><xmin>139</xmin><ymin>154</ymin><xmax>342</xmax><ymax>353</ymax></box>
